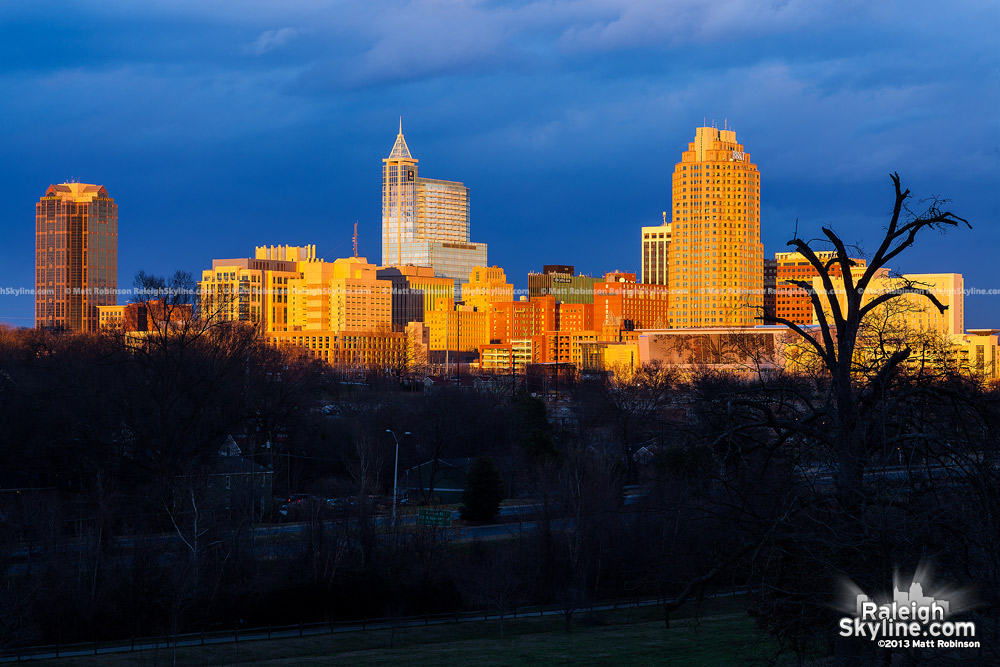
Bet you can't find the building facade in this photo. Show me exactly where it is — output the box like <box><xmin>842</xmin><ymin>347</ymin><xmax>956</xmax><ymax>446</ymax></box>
<box><xmin>462</xmin><ymin>265</ymin><xmax>514</xmax><ymax>312</ymax></box>
<box><xmin>668</xmin><ymin>126</ymin><xmax>763</xmax><ymax>327</ymax></box>
<box><xmin>641</xmin><ymin>216</ymin><xmax>671</xmax><ymax>285</ymax></box>
<box><xmin>35</xmin><ymin>183</ymin><xmax>118</xmax><ymax>332</ymax></box>
<box><xmin>377</xmin><ymin>264</ymin><xmax>455</xmax><ymax>330</ymax></box>
<box><xmin>527</xmin><ymin>265</ymin><xmax>598</xmax><ymax>305</ymax></box>
<box><xmin>381</xmin><ymin>122</ymin><xmax>487</xmax><ymax>296</ymax></box>
<box><xmin>594</xmin><ymin>271</ymin><xmax>670</xmax><ymax>333</ymax></box>
<box><xmin>775</xmin><ymin>251</ymin><xmax>867</xmax><ymax>326</ymax></box>
<box><xmin>98</xmin><ymin>300</ymin><xmax>192</xmax><ymax>335</ymax></box>
<box><xmin>199</xmin><ymin>245</ymin><xmax>310</xmax><ymax>332</ymax></box>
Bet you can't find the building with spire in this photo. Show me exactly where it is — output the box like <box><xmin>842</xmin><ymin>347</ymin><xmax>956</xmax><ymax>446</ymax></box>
<box><xmin>641</xmin><ymin>212</ymin><xmax>671</xmax><ymax>285</ymax></box>
<box><xmin>381</xmin><ymin>121</ymin><xmax>487</xmax><ymax>298</ymax></box>
<box><xmin>35</xmin><ymin>182</ymin><xmax>117</xmax><ymax>332</ymax></box>
<box><xmin>668</xmin><ymin>125</ymin><xmax>763</xmax><ymax>327</ymax></box>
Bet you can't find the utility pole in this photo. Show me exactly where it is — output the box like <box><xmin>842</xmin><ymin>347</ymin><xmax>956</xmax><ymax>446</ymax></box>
<box><xmin>385</xmin><ymin>430</ymin><xmax>411</xmax><ymax>528</ymax></box>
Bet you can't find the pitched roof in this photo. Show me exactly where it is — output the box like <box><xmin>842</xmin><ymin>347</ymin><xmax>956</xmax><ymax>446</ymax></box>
<box><xmin>387</xmin><ymin>118</ymin><xmax>413</xmax><ymax>160</ymax></box>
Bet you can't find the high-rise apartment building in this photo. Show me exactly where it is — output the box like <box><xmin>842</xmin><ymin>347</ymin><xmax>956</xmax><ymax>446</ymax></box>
<box><xmin>381</xmin><ymin>122</ymin><xmax>487</xmax><ymax>297</ymax></box>
<box><xmin>641</xmin><ymin>214</ymin><xmax>671</xmax><ymax>285</ymax></box>
<box><xmin>668</xmin><ymin>126</ymin><xmax>763</xmax><ymax>327</ymax></box>
<box><xmin>199</xmin><ymin>245</ymin><xmax>312</xmax><ymax>332</ymax></box>
<box><xmin>35</xmin><ymin>183</ymin><xmax>118</xmax><ymax>332</ymax></box>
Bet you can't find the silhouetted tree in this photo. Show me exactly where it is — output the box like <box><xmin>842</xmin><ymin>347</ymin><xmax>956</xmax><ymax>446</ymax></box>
<box><xmin>460</xmin><ymin>456</ymin><xmax>504</xmax><ymax>522</ymax></box>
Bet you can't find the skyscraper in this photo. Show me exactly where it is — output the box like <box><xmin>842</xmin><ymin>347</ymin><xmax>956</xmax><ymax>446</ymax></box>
<box><xmin>641</xmin><ymin>212</ymin><xmax>671</xmax><ymax>285</ymax></box>
<box><xmin>381</xmin><ymin>121</ymin><xmax>486</xmax><ymax>297</ymax></box>
<box><xmin>35</xmin><ymin>182</ymin><xmax>117</xmax><ymax>332</ymax></box>
<box><xmin>668</xmin><ymin>126</ymin><xmax>762</xmax><ymax>327</ymax></box>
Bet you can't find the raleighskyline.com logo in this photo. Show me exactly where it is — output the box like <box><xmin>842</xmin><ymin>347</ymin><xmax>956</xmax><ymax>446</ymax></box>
<box><xmin>837</xmin><ymin>570</ymin><xmax>978</xmax><ymax>649</ymax></box>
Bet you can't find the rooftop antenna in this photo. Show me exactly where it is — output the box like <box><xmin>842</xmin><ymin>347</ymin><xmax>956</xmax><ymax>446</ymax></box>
<box><xmin>398</xmin><ymin>116</ymin><xmax>402</xmax><ymax>134</ymax></box>
<box><xmin>353</xmin><ymin>222</ymin><xmax>359</xmax><ymax>257</ymax></box>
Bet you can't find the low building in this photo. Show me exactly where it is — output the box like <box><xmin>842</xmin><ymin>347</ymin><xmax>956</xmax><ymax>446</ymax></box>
<box><xmin>403</xmin><ymin>458</ymin><xmax>473</xmax><ymax>504</ymax></box>
<box><xmin>98</xmin><ymin>300</ymin><xmax>193</xmax><ymax>335</ymax></box>
<box><xmin>638</xmin><ymin>326</ymin><xmax>818</xmax><ymax>374</ymax></box>
<box><xmin>266</xmin><ymin>329</ymin><xmax>408</xmax><ymax>371</ymax></box>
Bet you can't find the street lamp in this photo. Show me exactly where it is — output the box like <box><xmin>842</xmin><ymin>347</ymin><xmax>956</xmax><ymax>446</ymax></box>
<box><xmin>385</xmin><ymin>429</ymin><xmax>411</xmax><ymax>527</ymax></box>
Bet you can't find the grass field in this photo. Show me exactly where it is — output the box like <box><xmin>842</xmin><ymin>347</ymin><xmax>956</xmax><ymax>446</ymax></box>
<box><xmin>30</xmin><ymin>598</ymin><xmax>795</xmax><ymax>666</ymax></box>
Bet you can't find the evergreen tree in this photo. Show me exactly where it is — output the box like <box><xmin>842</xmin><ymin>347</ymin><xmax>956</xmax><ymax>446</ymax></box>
<box><xmin>459</xmin><ymin>455</ymin><xmax>504</xmax><ymax>522</ymax></box>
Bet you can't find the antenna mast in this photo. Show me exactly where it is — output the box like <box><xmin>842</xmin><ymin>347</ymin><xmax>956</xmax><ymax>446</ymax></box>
<box><xmin>353</xmin><ymin>222</ymin><xmax>358</xmax><ymax>257</ymax></box>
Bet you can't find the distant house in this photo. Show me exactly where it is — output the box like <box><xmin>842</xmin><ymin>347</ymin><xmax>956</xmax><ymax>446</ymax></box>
<box><xmin>403</xmin><ymin>458</ymin><xmax>473</xmax><ymax>504</ymax></box>
<box><xmin>172</xmin><ymin>436</ymin><xmax>273</xmax><ymax>518</ymax></box>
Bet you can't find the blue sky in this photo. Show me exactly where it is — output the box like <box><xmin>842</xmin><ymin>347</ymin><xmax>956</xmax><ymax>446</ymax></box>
<box><xmin>1</xmin><ymin>0</ymin><xmax>997</xmax><ymax>327</ymax></box>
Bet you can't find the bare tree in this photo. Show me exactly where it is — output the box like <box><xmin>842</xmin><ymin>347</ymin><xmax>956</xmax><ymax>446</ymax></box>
<box><xmin>758</xmin><ymin>173</ymin><xmax>969</xmax><ymax>509</ymax></box>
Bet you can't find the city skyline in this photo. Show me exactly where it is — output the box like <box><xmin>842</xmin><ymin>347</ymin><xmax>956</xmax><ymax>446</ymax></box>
<box><xmin>0</xmin><ymin>2</ymin><xmax>996</xmax><ymax>327</ymax></box>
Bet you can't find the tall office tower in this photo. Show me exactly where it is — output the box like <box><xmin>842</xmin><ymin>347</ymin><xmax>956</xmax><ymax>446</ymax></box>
<box><xmin>668</xmin><ymin>126</ymin><xmax>763</xmax><ymax>327</ymax></box>
<box><xmin>641</xmin><ymin>213</ymin><xmax>671</xmax><ymax>285</ymax></box>
<box><xmin>381</xmin><ymin>121</ymin><xmax>487</xmax><ymax>298</ymax></box>
<box><xmin>35</xmin><ymin>183</ymin><xmax>118</xmax><ymax>332</ymax></box>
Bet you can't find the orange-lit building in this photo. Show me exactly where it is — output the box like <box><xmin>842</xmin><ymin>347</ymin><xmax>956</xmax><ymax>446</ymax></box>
<box><xmin>668</xmin><ymin>126</ymin><xmax>762</xmax><ymax>327</ymax></box>
<box><xmin>555</xmin><ymin>303</ymin><xmax>594</xmax><ymax>332</ymax></box>
<box><xmin>489</xmin><ymin>296</ymin><xmax>557</xmax><ymax>343</ymax></box>
<box><xmin>98</xmin><ymin>300</ymin><xmax>193</xmax><ymax>334</ymax></box>
<box><xmin>775</xmin><ymin>251</ymin><xmax>867</xmax><ymax>325</ymax></box>
<box><xmin>594</xmin><ymin>271</ymin><xmax>669</xmax><ymax>336</ymax></box>
<box><xmin>199</xmin><ymin>245</ymin><xmax>310</xmax><ymax>332</ymax></box>
<box><xmin>35</xmin><ymin>183</ymin><xmax>118</xmax><ymax>332</ymax></box>
<box><xmin>426</xmin><ymin>304</ymin><xmax>490</xmax><ymax>352</ymax></box>
<box><xmin>462</xmin><ymin>265</ymin><xmax>514</xmax><ymax>312</ymax></box>
<box><xmin>266</xmin><ymin>330</ymin><xmax>408</xmax><ymax>369</ymax></box>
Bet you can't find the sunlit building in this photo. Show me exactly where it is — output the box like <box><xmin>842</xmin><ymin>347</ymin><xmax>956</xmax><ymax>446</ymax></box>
<box><xmin>489</xmin><ymin>296</ymin><xmax>558</xmax><ymax>344</ymax></box>
<box><xmin>381</xmin><ymin>122</ymin><xmax>487</xmax><ymax>297</ymax></box>
<box><xmin>462</xmin><ymin>266</ymin><xmax>513</xmax><ymax>312</ymax></box>
<box><xmin>812</xmin><ymin>272</ymin><xmax>963</xmax><ymax>337</ymax></box>
<box><xmin>35</xmin><ymin>182</ymin><xmax>118</xmax><ymax>332</ymax></box>
<box><xmin>199</xmin><ymin>245</ymin><xmax>311</xmax><ymax>332</ymax></box>
<box><xmin>594</xmin><ymin>271</ymin><xmax>670</xmax><ymax>335</ymax></box>
<box><xmin>668</xmin><ymin>126</ymin><xmax>763</xmax><ymax>327</ymax></box>
<box><xmin>641</xmin><ymin>215</ymin><xmax>671</xmax><ymax>285</ymax></box>
<box><xmin>527</xmin><ymin>265</ymin><xmax>598</xmax><ymax>305</ymax></box>
<box><xmin>98</xmin><ymin>300</ymin><xmax>192</xmax><ymax>335</ymax></box>
<box><xmin>266</xmin><ymin>329</ymin><xmax>408</xmax><ymax>370</ymax></box>
<box><xmin>291</xmin><ymin>256</ymin><xmax>391</xmax><ymax>334</ymax></box>
<box><xmin>775</xmin><ymin>251</ymin><xmax>867</xmax><ymax>325</ymax></box>
<box><xmin>426</xmin><ymin>304</ymin><xmax>490</xmax><ymax>352</ymax></box>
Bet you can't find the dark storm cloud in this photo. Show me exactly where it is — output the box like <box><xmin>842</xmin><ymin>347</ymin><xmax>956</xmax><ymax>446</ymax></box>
<box><xmin>0</xmin><ymin>0</ymin><xmax>996</xmax><ymax>326</ymax></box>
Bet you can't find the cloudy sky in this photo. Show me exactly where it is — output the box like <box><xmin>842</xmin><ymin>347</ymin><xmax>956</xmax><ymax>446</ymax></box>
<box><xmin>1</xmin><ymin>0</ymin><xmax>997</xmax><ymax>326</ymax></box>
